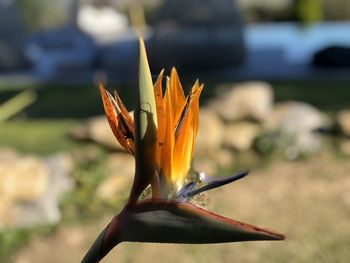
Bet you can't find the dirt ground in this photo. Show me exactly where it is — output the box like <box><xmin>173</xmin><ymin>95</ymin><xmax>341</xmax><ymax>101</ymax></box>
<box><xmin>11</xmin><ymin>152</ymin><xmax>350</xmax><ymax>263</ymax></box>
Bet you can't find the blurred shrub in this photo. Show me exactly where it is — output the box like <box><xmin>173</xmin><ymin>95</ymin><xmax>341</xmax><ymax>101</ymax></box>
<box><xmin>322</xmin><ymin>0</ymin><xmax>350</xmax><ymax>20</ymax></box>
<box><xmin>18</xmin><ymin>0</ymin><xmax>74</xmax><ymax>31</ymax></box>
<box><xmin>294</xmin><ymin>0</ymin><xmax>323</xmax><ymax>24</ymax></box>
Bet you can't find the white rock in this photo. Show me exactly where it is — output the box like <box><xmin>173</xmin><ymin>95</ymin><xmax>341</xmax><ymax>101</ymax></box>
<box><xmin>265</xmin><ymin>101</ymin><xmax>327</xmax><ymax>158</ymax></box>
<box><xmin>337</xmin><ymin>110</ymin><xmax>350</xmax><ymax>136</ymax></box>
<box><xmin>195</xmin><ymin>108</ymin><xmax>225</xmax><ymax>158</ymax></box>
<box><xmin>0</xmin><ymin>155</ymin><xmax>49</xmax><ymax>202</ymax></box>
<box><xmin>0</xmin><ymin>152</ymin><xmax>74</xmax><ymax>230</ymax></box>
<box><xmin>214</xmin><ymin>148</ymin><xmax>235</xmax><ymax>168</ymax></box>
<box><xmin>224</xmin><ymin>122</ymin><xmax>261</xmax><ymax>151</ymax></box>
<box><xmin>0</xmin><ymin>147</ymin><xmax>19</xmax><ymax>161</ymax></box>
<box><xmin>87</xmin><ymin>116</ymin><xmax>124</xmax><ymax>150</ymax></box>
<box><xmin>106</xmin><ymin>153</ymin><xmax>135</xmax><ymax>177</ymax></box>
<box><xmin>212</xmin><ymin>82</ymin><xmax>274</xmax><ymax>122</ymax></box>
<box><xmin>69</xmin><ymin>116</ymin><xmax>124</xmax><ymax>151</ymax></box>
<box><xmin>192</xmin><ymin>158</ymin><xmax>218</xmax><ymax>175</ymax></box>
<box><xmin>96</xmin><ymin>153</ymin><xmax>134</xmax><ymax>202</ymax></box>
<box><xmin>339</xmin><ymin>139</ymin><xmax>350</xmax><ymax>155</ymax></box>
<box><xmin>95</xmin><ymin>174</ymin><xmax>132</xmax><ymax>202</ymax></box>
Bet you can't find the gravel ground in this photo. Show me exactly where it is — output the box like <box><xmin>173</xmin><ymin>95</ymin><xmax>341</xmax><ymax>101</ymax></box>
<box><xmin>12</xmin><ymin>152</ymin><xmax>350</xmax><ymax>263</ymax></box>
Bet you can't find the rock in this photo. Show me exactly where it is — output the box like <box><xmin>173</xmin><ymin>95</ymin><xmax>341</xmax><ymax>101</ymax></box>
<box><xmin>214</xmin><ymin>148</ymin><xmax>235</xmax><ymax>168</ymax></box>
<box><xmin>211</xmin><ymin>82</ymin><xmax>274</xmax><ymax>122</ymax></box>
<box><xmin>193</xmin><ymin>149</ymin><xmax>234</xmax><ymax>176</ymax></box>
<box><xmin>195</xmin><ymin>108</ymin><xmax>225</xmax><ymax>157</ymax></box>
<box><xmin>0</xmin><ymin>154</ymin><xmax>49</xmax><ymax>203</ymax></box>
<box><xmin>106</xmin><ymin>153</ymin><xmax>135</xmax><ymax>177</ymax></box>
<box><xmin>0</xmin><ymin>151</ymin><xmax>74</xmax><ymax>230</ymax></box>
<box><xmin>265</xmin><ymin>101</ymin><xmax>327</xmax><ymax>159</ymax></box>
<box><xmin>0</xmin><ymin>147</ymin><xmax>19</xmax><ymax>161</ymax></box>
<box><xmin>96</xmin><ymin>153</ymin><xmax>134</xmax><ymax>202</ymax></box>
<box><xmin>339</xmin><ymin>139</ymin><xmax>350</xmax><ymax>156</ymax></box>
<box><xmin>337</xmin><ymin>110</ymin><xmax>350</xmax><ymax>136</ymax></box>
<box><xmin>0</xmin><ymin>151</ymin><xmax>50</xmax><ymax>229</ymax></box>
<box><xmin>69</xmin><ymin>116</ymin><xmax>124</xmax><ymax>151</ymax></box>
<box><xmin>37</xmin><ymin>154</ymin><xmax>74</xmax><ymax>225</ymax></box>
<box><xmin>87</xmin><ymin>116</ymin><xmax>124</xmax><ymax>150</ymax></box>
<box><xmin>72</xmin><ymin>145</ymin><xmax>103</xmax><ymax>164</ymax></box>
<box><xmin>68</xmin><ymin>123</ymin><xmax>89</xmax><ymax>140</ymax></box>
<box><xmin>95</xmin><ymin>174</ymin><xmax>132</xmax><ymax>202</ymax></box>
<box><xmin>223</xmin><ymin>122</ymin><xmax>261</xmax><ymax>151</ymax></box>
<box><xmin>192</xmin><ymin>158</ymin><xmax>218</xmax><ymax>175</ymax></box>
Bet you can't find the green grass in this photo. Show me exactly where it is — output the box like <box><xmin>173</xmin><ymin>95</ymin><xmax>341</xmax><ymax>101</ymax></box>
<box><xmin>0</xmin><ymin>226</ymin><xmax>55</xmax><ymax>261</ymax></box>
<box><xmin>0</xmin><ymin>84</ymin><xmax>134</xmax><ymax>119</ymax></box>
<box><xmin>273</xmin><ymin>82</ymin><xmax>350</xmax><ymax>112</ymax></box>
<box><xmin>0</xmin><ymin>119</ymin><xmax>78</xmax><ymax>155</ymax></box>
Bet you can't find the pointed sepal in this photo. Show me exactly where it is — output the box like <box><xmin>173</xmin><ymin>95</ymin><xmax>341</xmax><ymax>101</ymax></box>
<box><xmin>130</xmin><ymin>38</ymin><xmax>159</xmax><ymax>203</ymax></box>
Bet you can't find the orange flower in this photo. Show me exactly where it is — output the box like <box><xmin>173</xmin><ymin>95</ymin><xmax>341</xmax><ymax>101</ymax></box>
<box><xmin>100</xmin><ymin>49</ymin><xmax>203</xmax><ymax>199</ymax></box>
<box><xmin>100</xmin><ymin>70</ymin><xmax>203</xmax><ymax>195</ymax></box>
<box><xmin>156</xmin><ymin>68</ymin><xmax>203</xmax><ymax>195</ymax></box>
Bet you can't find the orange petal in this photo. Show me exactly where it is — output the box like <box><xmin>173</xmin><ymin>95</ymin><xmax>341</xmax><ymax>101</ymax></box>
<box><xmin>173</xmin><ymin>84</ymin><xmax>203</xmax><ymax>188</ymax></box>
<box><xmin>113</xmin><ymin>91</ymin><xmax>135</xmax><ymax>154</ymax></box>
<box><xmin>167</xmin><ymin>68</ymin><xmax>186</xmax><ymax>126</ymax></box>
<box><xmin>191</xmin><ymin>83</ymin><xmax>204</xmax><ymax>139</ymax></box>
<box><xmin>173</xmin><ymin>111</ymin><xmax>194</xmax><ymax>187</ymax></box>
<box><xmin>174</xmin><ymin>80</ymin><xmax>199</xmax><ymax>138</ymax></box>
<box><xmin>160</xmin><ymin>78</ymin><xmax>175</xmax><ymax>183</ymax></box>
<box><xmin>114</xmin><ymin>90</ymin><xmax>134</xmax><ymax>132</ymax></box>
<box><xmin>99</xmin><ymin>84</ymin><xmax>135</xmax><ymax>154</ymax></box>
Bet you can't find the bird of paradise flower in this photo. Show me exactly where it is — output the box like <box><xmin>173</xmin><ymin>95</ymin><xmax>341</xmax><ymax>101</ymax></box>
<box><xmin>82</xmin><ymin>39</ymin><xmax>284</xmax><ymax>263</ymax></box>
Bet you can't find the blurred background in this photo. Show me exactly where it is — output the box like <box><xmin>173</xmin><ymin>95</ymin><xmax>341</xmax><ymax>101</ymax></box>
<box><xmin>1</xmin><ymin>0</ymin><xmax>350</xmax><ymax>262</ymax></box>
